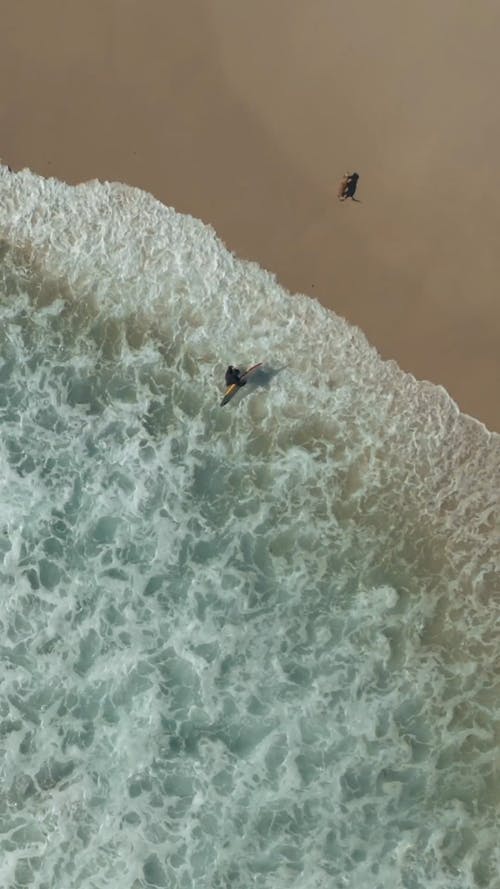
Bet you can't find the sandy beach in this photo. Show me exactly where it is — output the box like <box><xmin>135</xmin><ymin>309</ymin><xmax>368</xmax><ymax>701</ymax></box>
<box><xmin>1</xmin><ymin>0</ymin><xmax>499</xmax><ymax>430</ymax></box>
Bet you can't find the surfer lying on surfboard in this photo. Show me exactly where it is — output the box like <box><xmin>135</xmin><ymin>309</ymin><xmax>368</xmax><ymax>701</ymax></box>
<box><xmin>220</xmin><ymin>363</ymin><xmax>262</xmax><ymax>406</ymax></box>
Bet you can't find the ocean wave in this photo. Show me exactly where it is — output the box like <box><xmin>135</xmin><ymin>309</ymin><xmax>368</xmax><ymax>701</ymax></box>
<box><xmin>0</xmin><ymin>166</ymin><xmax>498</xmax><ymax>889</ymax></box>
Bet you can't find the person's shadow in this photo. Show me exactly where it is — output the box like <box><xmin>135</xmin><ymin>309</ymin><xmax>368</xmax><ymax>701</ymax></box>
<box><xmin>236</xmin><ymin>364</ymin><xmax>285</xmax><ymax>399</ymax></box>
<box><xmin>255</xmin><ymin>363</ymin><xmax>284</xmax><ymax>382</ymax></box>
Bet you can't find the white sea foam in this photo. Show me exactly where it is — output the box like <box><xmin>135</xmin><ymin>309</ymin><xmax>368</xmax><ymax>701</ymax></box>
<box><xmin>0</xmin><ymin>165</ymin><xmax>499</xmax><ymax>889</ymax></box>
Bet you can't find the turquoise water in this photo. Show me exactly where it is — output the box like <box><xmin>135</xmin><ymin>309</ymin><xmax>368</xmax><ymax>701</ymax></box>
<box><xmin>0</xmin><ymin>166</ymin><xmax>498</xmax><ymax>889</ymax></box>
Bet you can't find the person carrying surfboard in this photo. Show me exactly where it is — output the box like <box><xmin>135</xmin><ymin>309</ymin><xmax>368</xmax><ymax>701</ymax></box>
<box><xmin>338</xmin><ymin>171</ymin><xmax>360</xmax><ymax>201</ymax></box>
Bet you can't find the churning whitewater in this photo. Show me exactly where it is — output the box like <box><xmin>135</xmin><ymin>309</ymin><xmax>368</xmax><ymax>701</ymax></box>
<box><xmin>0</xmin><ymin>166</ymin><xmax>499</xmax><ymax>889</ymax></box>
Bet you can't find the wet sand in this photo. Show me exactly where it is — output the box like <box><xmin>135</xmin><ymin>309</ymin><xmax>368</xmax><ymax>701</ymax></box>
<box><xmin>1</xmin><ymin>0</ymin><xmax>500</xmax><ymax>430</ymax></box>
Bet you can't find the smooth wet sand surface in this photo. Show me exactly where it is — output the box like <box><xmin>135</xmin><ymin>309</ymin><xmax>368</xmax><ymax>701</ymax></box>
<box><xmin>1</xmin><ymin>0</ymin><xmax>500</xmax><ymax>430</ymax></box>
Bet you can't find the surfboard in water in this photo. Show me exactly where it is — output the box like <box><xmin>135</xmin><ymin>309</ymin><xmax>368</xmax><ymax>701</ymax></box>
<box><xmin>220</xmin><ymin>363</ymin><xmax>262</xmax><ymax>406</ymax></box>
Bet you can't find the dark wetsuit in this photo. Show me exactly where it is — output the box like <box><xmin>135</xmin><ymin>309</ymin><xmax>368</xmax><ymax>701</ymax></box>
<box><xmin>225</xmin><ymin>365</ymin><xmax>246</xmax><ymax>387</ymax></box>
<box><xmin>344</xmin><ymin>172</ymin><xmax>359</xmax><ymax>200</ymax></box>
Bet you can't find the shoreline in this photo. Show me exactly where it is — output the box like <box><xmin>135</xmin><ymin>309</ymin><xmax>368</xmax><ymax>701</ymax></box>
<box><xmin>1</xmin><ymin>0</ymin><xmax>500</xmax><ymax>431</ymax></box>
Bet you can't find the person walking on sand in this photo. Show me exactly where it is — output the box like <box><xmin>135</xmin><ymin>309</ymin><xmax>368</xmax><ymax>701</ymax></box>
<box><xmin>338</xmin><ymin>171</ymin><xmax>360</xmax><ymax>201</ymax></box>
